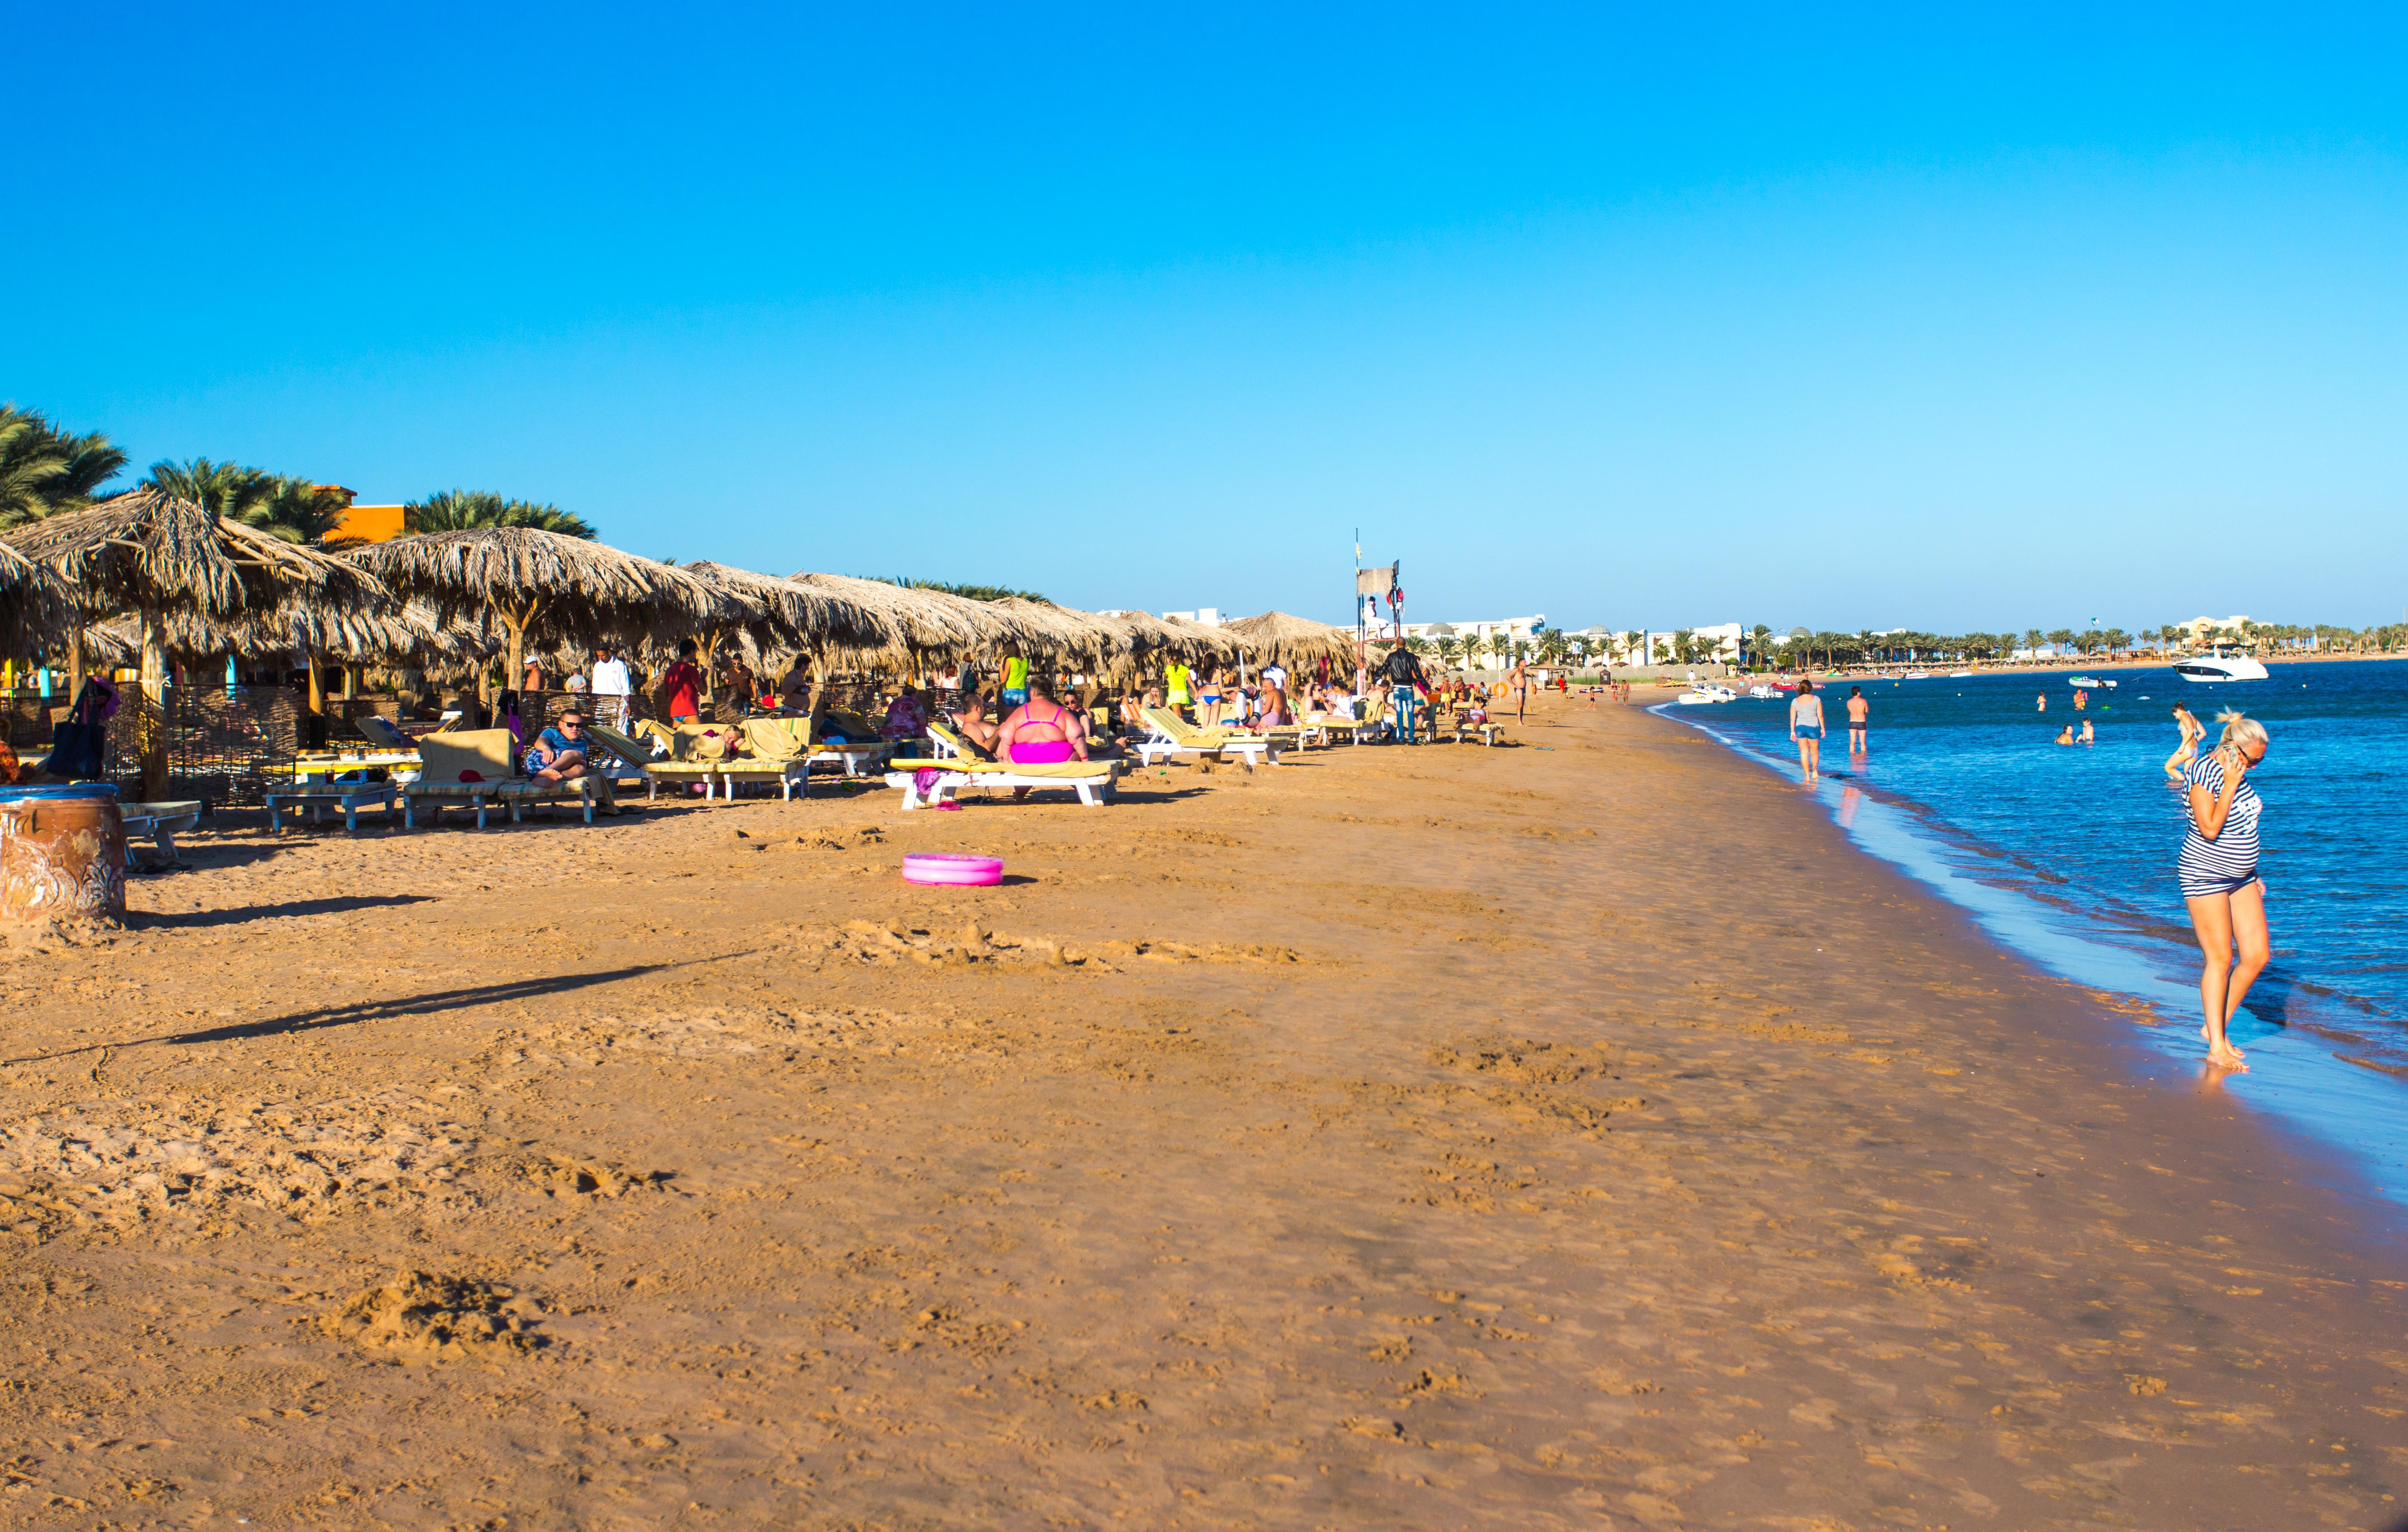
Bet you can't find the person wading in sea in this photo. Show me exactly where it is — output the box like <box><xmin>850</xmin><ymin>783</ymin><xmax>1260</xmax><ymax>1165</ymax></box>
<box><xmin>2175</xmin><ymin>708</ymin><xmax>2271</xmax><ymax>1071</ymax></box>
<box><xmin>1845</xmin><ymin>685</ymin><xmax>1869</xmax><ymax>753</ymax></box>
<box><xmin>1788</xmin><ymin>679</ymin><xmax>1827</xmax><ymax>783</ymax></box>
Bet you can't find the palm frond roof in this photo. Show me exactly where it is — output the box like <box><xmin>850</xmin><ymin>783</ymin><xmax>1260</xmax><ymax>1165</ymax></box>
<box><xmin>1</xmin><ymin>487</ymin><xmax>381</xmax><ymax>617</ymax></box>
<box><xmin>347</xmin><ymin>527</ymin><xmax>739</xmax><ymax>642</ymax></box>
<box><xmin>1221</xmin><ymin>610</ymin><xmax>1361</xmax><ymax>666</ymax></box>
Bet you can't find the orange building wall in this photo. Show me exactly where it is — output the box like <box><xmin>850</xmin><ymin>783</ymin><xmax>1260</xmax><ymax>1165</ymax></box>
<box><xmin>334</xmin><ymin>503</ymin><xmax>407</xmax><ymax>543</ymax></box>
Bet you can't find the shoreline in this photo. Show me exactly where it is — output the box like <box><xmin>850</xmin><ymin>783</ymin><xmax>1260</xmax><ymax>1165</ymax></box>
<box><xmin>1</xmin><ymin>699</ymin><xmax>2401</xmax><ymax>1523</ymax></box>
<box><xmin>1658</xmin><ymin>689</ymin><xmax>2408</xmax><ymax>1212</ymax></box>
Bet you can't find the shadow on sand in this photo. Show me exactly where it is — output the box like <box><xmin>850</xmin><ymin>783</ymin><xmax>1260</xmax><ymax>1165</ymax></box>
<box><xmin>3</xmin><ymin>961</ymin><xmax>705</xmax><ymax>1064</ymax></box>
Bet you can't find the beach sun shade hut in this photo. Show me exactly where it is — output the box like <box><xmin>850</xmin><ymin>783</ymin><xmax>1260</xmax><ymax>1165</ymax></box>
<box><xmin>3</xmin><ymin>488</ymin><xmax>385</xmax><ymax>792</ymax></box>
<box><xmin>1222</xmin><ymin>611</ymin><xmax>1361</xmax><ymax>671</ymax></box>
<box><xmin>347</xmin><ymin>528</ymin><xmax>740</xmax><ymax>694</ymax></box>
<box><xmin>680</xmin><ymin>562</ymin><xmax>890</xmax><ymax>670</ymax></box>
<box><xmin>0</xmin><ymin>541</ymin><xmax>72</xmax><ymax>656</ymax></box>
<box><xmin>785</xmin><ymin>573</ymin><xmax>1013</xmax><ymax>670</ymax></box>
<box><xmin>988</xmin><ymin>597</ymin><xmax>1135</xmax><ymax>670</ymax></box>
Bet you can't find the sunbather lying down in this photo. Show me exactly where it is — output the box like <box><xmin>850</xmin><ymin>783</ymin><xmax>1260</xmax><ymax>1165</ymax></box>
<box><xmin>996</xmin><ymin>676</ymin><xmax>1089</xmax><ymax>799</ymax></box>
<box><xmin>949</xmin><ymin>687</ymin><xmax>1002</xmax><ymax>755</ymax></box>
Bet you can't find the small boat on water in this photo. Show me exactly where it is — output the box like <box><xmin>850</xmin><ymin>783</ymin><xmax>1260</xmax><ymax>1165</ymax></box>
<box><xmin>1901</xmin><ymin>670</ymin><xmax>1932</xmax><ymax>680</ymax></box>
<box><xmin>2068</xmin><ymin>675</ymin><xmax>2118</xmax><ymax>689</ymax></box>
<box><xmin>2173</xmin><ymin>645</ymin><xmax>2269</xmax><ymax>683</ymax></box>
<box><xmin>1946</xmin><ymin>670</ymin><xmax>1972</xmax><ymax>679</ymax></box>
<box><xmin>1675</xmin><ymin>683</ymin><xmax>1737</xmax><ymax>705</ymax></box>
<box><xmin>1746</xmin><ymin>684</ymin><xmax>1777</xmax><ymax>699</ymax></box>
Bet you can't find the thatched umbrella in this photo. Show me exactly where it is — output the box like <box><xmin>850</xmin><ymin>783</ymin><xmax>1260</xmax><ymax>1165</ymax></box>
<box><xmin>0</xmin><ymin>542</ymin><xmax>72</xmax><ymax>656</ymax></box>
<box><xmin>1223</xmin><ymin>611</ymin><xmax>1361</xmax><ymax>671</ymax></box>
<box><xmin>989</xmin><ymin>597</ymin><xmax>1134</xmax><ymax>668</ymax></box>
<box><xmin>349</xmin><ymin>528</ymin><xmax>740</xmax><ymax>698</ymax></box>
<box><xmin>786</xmin><ymin>573</ymin><xmax>1013</xmax><ymax>666</ymax></box>
<box><xmin>680</xmin><ymin>562</ymin><xmax>890</xmax><ymax>694</ymax></box>
<box><xmin>4</xmin><ymin>488</ymin><xmax>383</xmax><ymax>792</ymax></box>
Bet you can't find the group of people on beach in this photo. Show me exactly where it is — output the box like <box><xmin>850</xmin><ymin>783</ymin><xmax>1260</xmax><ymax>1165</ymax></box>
<box><xmin>1781</xmin><ymin>679</ymin><xmax>1869</xmax><ymax>782</ymax></box>
<box><xmin>1779</xmin><ymin>669</ymin><xmax>2273</xmax><ymax>1073</ymax></box>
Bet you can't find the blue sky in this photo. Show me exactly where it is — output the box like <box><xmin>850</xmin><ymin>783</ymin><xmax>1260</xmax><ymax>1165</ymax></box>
<box><xmin>8</xmin><ymin>4</ymin><xmax>2405</xmax><ymax>633</ymax></box>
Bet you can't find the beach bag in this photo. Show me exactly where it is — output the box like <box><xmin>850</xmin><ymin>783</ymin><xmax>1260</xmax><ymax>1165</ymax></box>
<box><xmin>38</xmin><ymin>679</ymin><xmax>118</xmax><ymax>780</ymax></box>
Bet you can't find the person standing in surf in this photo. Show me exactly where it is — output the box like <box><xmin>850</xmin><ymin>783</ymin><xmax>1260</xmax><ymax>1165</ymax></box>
<box><xmin>2178</xmin><ymin>709</ymin><xmax>2270</xmax><ymax>1071</ymax></box>
<box><xmin>1845</xmin><ymin>685</ymin><xmax>1868</xmax><ymax>753</ymax></box>
<box><xmin>1788</xmin><ymin>679</ymin><xmax>1826</xmax><ymax>783</ymax></box>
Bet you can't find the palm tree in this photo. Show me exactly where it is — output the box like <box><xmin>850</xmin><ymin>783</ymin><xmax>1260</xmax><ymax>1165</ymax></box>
<box><xmin>138</xmin><ymin>460</ymin><xmax>364</xmax><ymax>546</ymax></box>
<box><xmin>143</xmin><ymin>457</ymin><xmax>278</xmax><ymax>521</ymax></box>
<box><xmin>0</xmin><ymin>405</ymin><xmax>126</xmax><ymax>529</ymax></box>
<box><xmin>404</xmin><ymin>488</ymin><xmax>596</xmax><ymax>539</ymax></box>
<box><xmin>1434</xmin><ymin>634</ymin><xmax>1461</xmax><ymax>669</ymax></box>
<box><xmin>250</xmin><ymin>477</ymin><xmax>359</xmax><ymax>546</ymax></box>
<box><xmin>2022</xmin><ymin>627</ymin><xmax>2044</xmax><ymax>656</ymax></box>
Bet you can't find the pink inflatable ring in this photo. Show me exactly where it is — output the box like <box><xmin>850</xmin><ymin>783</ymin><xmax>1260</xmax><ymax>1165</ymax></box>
<box><xmin>902</xmin><ymin>852</ymin><xmax>1004</xmax><ymax>887</ymax></box>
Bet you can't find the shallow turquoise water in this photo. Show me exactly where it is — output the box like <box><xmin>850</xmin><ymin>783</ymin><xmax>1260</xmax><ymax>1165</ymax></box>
<box><xmin>1662</xmin><ymin>660</ymin><xmax>2408</xmax><ymax>1211</ymax></box>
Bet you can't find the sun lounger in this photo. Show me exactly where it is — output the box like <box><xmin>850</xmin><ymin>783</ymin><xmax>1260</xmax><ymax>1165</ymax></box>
<box><xmin>625</xmin><ymin>720</ymin><xmax>738</xmax><ymax>799</ymax></box>
<box><xmin>582</xmin><ymin>723</ymin><xmax>670</xmax><ymax>799</ymax></box>
<box><xmin>1136</xmin><ymin>706</ymin><xmax>1278</xmax><ymax>770</ymax></box>
<box><xmin>1451</xmin><ymin>717</ymin><xmax>1506</xmax><ymax>746</ymax></box>
<box><xmin>265</xmin><ymin>780</ymin><xmax>399</xmax><ymax>831</ymax></box>
<box><xmin>882</xmin><ymin>757</ymin><xmax>1120</xmax><ymax>809</ymax></box>
<box><xmin>118</xmin><ymin>800</ymin><xmax>202</xmax><ymax>867</ymax></box>
<box><xmin>709</xmin><ymin>717</ymin><xmax>813</xmax><ymax>800</ymax></box>
<box><xmin>1302</xmin><ymin>710</ymin><xmax>1376</xmax><ymax>744</ymax></box>
<box><xmin>401</xmin><ymin>729</ymin><xmax>600</xmax><ymax>828</ymax></box>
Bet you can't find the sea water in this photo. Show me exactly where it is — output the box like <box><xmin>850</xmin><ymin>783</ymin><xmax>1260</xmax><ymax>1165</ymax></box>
<box><xmin>1661</xmin><ymin>661</ymin><xmax>2408</xmax><ymax>1211</ymax></box>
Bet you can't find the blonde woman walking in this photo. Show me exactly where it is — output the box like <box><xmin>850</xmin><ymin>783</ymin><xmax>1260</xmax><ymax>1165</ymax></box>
<box><xmin>2177</xmin><ymin>709</ymin><xmax>2270</xmax><ymax>1071</ymax></box>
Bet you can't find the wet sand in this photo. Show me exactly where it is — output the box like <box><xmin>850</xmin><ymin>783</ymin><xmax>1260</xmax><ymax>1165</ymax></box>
<box><xmin>1</xmin><ymin>697</ymin><xmax>2403</xmax><ymax>1528</ymax></box>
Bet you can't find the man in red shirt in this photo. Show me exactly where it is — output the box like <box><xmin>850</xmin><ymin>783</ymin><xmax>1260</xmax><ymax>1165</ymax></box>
<box><xmin>661</xmin><ymin>639</ymin><xmax>705</xmax><ymax>725</ymax></box>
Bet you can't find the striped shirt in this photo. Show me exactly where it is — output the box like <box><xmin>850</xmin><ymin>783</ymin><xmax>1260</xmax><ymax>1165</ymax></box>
<box><xmin>2177</xmin><ymin>753</ymin><xmax>2261</xmax><ymax>896</ymax></box>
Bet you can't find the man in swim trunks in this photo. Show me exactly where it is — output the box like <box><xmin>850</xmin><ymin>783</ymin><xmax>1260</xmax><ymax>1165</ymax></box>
<box><xmin>1846</xmin><ymin>685</ymin><xmax>1869</xmax><ymax>753</ymax></box>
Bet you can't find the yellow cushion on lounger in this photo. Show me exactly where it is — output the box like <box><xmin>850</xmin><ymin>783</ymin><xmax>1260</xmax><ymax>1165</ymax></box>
<box><xmin>415</xmin><ymin>729</ymin><xmax>517</xmax><ymax>785</ymax></box>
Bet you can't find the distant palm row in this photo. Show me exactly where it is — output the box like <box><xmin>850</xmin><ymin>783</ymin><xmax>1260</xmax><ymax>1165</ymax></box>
<box><xmin>0</xmin><ymin>403</ymin><xmax>593</xmax><ymax>545</ymax></box>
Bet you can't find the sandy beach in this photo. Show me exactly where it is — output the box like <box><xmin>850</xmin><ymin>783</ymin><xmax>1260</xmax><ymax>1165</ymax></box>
<box><xmin>3</xmin><ymin>697</ymin><xmax>2403</xmax><ymax>1528</ymax></box>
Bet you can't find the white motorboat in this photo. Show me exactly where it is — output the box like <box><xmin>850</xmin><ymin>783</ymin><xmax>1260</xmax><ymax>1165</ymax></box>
<box><xmin>2173</xmin><ymin>645</ymin><xmax>2269</xmax><ymax>683</ymax></box>
<box><xmin>1676</xmin><ymin>683</ymin><xmax>1737</xmax><ymax>705</ymax></box>
<box><xmin>1946</xmin><ymin>670</ymin><xmax>1972</xmax><ymax>679</ymax></box>
<box><xmin>1901</xmin><ymin>670</ymin><xmax>1932</xmax><ymax>680</ymax></box>
<box><xmin>2067</xmin><ymin>675</ymin><xmax>2117</xmax><ymax>689</ymax></box>
<box><xmin>1746</xmin><ymin>684</ymin><xmax>1777</xmax><ymax>699</ymax></box>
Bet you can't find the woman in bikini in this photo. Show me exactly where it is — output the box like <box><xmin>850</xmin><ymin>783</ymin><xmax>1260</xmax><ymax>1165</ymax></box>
<box><xmin>1196</xmin><ymin>665</ymin><xmax>1229</xmax><ymax>730</ymax></box>
<box><xmin>996</xmin><ymin>676</ymin><xmax>1089</xmax><ymax>799</ymax></box>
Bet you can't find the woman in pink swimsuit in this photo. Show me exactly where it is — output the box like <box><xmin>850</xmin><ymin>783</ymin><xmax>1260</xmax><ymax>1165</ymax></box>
<box><xmin>996</xmin><ymin>676</ymin><xmax>1089</xmax><ymax>800</ymax></box>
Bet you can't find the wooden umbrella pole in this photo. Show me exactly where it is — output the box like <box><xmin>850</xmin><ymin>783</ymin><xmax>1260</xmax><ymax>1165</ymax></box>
<box><xmin>138</xmin><ymin>606</ymin><xmax>170</xmax><ymax>800</ymax></box>
<box><xmin>65</xmin><ymin>616</ymin><xmax>85</xmax><ymax>712</ymax></box>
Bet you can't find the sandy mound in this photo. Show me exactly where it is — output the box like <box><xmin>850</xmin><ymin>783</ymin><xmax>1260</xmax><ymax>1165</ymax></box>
<box><xmin>313</xmin><ymin>1271</ymin><xmax>549</xmax><ymax>1360</ymax></box>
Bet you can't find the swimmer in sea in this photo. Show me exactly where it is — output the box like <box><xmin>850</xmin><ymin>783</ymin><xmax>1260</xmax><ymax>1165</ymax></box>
<box><xmin>2079</xmin><ymin>718</ymin><xmax>2095</xmax><ymax>744</ymax></box>
<box><xmin>2055</xmin><ymin>724</ymin><xmax>2076</xmax><ymax>745</ymax></box>
<box><xmin>2037</xmin><ymin>692</ymin><xmax>2048</xmax><ymax>713</ymax></box>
